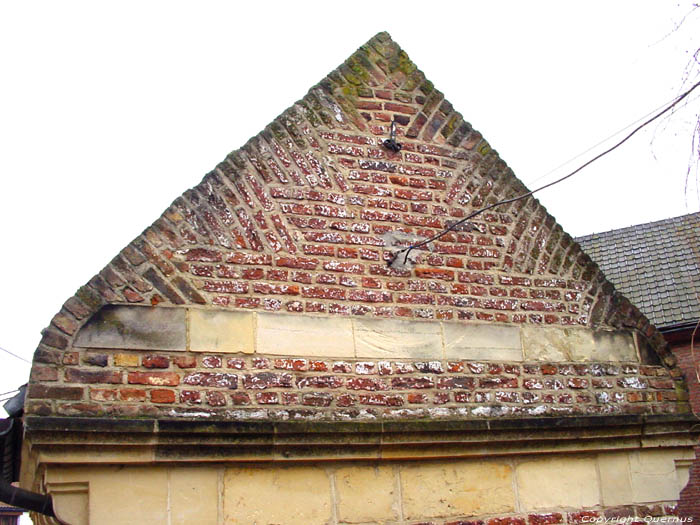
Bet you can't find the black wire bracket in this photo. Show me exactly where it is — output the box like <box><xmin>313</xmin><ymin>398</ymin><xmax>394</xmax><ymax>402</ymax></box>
<box><xmin>383</xmin><ymin>121</ymin><xmax>402</xmax><ymax>153</ymax></box>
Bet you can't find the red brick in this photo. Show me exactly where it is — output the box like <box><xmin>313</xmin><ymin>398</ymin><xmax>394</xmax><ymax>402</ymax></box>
<box><xmin>301</xmin><ymin>392</ymin><xmax>333</xmax><ymax>407</ymax></box>
<box><xmin>65</xmin><ymin>369</ymin><xmax>122</xmax><ymax>384</ymax></box>
<box><xmin>180</xmin><ymin>390</ymin><xmax>202</xmax><ymax>404</ymax></box>
<box><xmin>273</xmin><ymin>358</ymin><xmax>307</xmax><ymax>371</ymax></box>
<box><xmin>31</xmin><ymin>366</ymin><xmax>59</xmax><ymax>382</ymax></box>
<box><xmin>528</xmin><ymin>514</ymin><xmax>562</xmax><ymax>525</ymax></box>
<box><xmin>200</xmin><ymin>356</ymin><xmax>221</xmax><ymax>368</ymax></box>
<box><xmin>488</xmin><ymin>518</ymin><xmax>526</xmax><ymax>525</ymax></box>
<box><xmin>348</xmin><ymin>290</ymin><xmax>391</xmax><ymax>303</ymax></box>
<box><xmin>27</xmin><ymin>384</ymin><xmax>84</xmax><ymax>400</ymax></box>
<box><xmin>362</xmin><ymin>277</ymin><xmax>381</xmax><ymax>288</ymax></box>
<box><xmin>384</xmin><ymin>102</ymin><xmax>418</xmax><ymax>114</ymax></box>
<box><xmin>89</xmin><ymin>388</ymin><xmax>117</xmax><ymax>402</ymax></box>
<box><xmin>243</xmin><ymin>372</ymin><xmax>292</xmax><ymax>389</ymax></box>
<box><xmin>359</xmin><ymin>393</ymin><xmax>403</xmax><ymax>406</ymax></box>
<box><xmin>206</xmin><ymin>391</ymin><xmax>227</xmax><ymax>407</ymax></box>
<box><xmin>415</xmin><ymin>268</ymin><xmax>454</xmax><ymax>281</ymax></box>
<box><xmin>128</xmin><ymin>371</ymin><xmax>180</xmax><ymax>387</ymax></box>
<box><xmin>297</xmin><ymin>376</ymin><xmax>344</xmax><ymax>389</ymax></box>
<box><xmin>151</xmin><ymin>389</ymin><xmax>175</xmax><ymax>404</ymax></box>
<box><xmin>391</xmin><ymin>377</ymin><xmax>434</xmax><ymax>389</ymax></box>
<box><xmin>323</xmin><ymin>261</ymin><xmax>364</xmax><ymax>274</ymax></box>
<box><xmin>120</xmin><ymin>388</ymin><xmax>147</xmax><ymax>402</ymax></box>
<box><xmin>276</xmin><ymin>256</ymin><xmax>319</xmax><ymax>269</ymax></box>
<box><xmin>256</xmin><ymin>392</ymin><xmax>279</xmax><ymax>404</ymax></box>
<box><xmin>174</xmin><ymin>356</ymin><xmax>197</xmax><ymax>369</ymax></box>
<box><xmin>308</xmin><ymin>360</ymin><xmax>327</xmax><ymax>372</ymax></box>
<box><xmin>230</xmin><ymin>392</ymin><xmax>251</xmax><ymax>405</ymax></box>
<box><xmin>185</xmin><ymin>248</ymin><xmax>222</xmax><ymax>262</ymax></box>
<box><xmin>408</xmin><ymin>393</ymin><xmax>428</xmax><ymax>404</ymax></box>
<box><xmin>347</xmin><ymin>377</ymin><xmax>388</xmax><ymax>391</ymax></box>
<box><xmin>142</xmin><ymin>355</ymin><xmax>170</xmax><ymax>369</ymax></box>
<box><xmin>302</xmin><ymin>286</ymin><xmax>346</xmax><ymax>300</ymax></box>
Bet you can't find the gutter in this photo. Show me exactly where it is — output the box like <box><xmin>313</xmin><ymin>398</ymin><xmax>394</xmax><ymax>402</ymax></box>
<box><xmin>1</xmin><ymin>388</ymin><xmax>55</xmax><ymax>518</ymax></box>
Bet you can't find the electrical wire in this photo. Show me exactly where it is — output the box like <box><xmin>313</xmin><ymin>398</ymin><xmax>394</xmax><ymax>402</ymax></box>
<box><xmin>0</xmin><ymin>389</ymin><xmax>19</xmax><ymax>397</ymax></box>
<box><xmin>0</xmin><ymin>345</ymin><xmax>31</xmax><ymax>364</ymax></box>
<box><xmin>389</xmin><ymin>80</ymin><xmax>700</xmax><ymax>267</ymax></box>
<box><xmin>526</xmin><ymin>90</ymin><xmax>700</xmax><ymax>187</ymax></box>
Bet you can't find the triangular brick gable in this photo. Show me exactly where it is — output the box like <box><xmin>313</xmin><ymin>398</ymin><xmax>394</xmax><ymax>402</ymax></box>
<box><xmin>38</xmin><ymin>32</ymin><xmax>672</xmax><ymax>368</ymax></box>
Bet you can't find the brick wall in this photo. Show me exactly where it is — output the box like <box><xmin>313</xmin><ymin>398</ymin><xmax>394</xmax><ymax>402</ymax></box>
<box><xmin>33</xmin><ymin>32</ymin><xmax>677</xmax><ymax>390</ymax></box>
<box><xmin>671</xmin><ymin>340</ymin><xmax>700</xmax><ymax>520</ymax></box>
<box><xmin>26</xmin><ymin>351</ymin><xmax>686</xmax><ymax>420</ymax></box>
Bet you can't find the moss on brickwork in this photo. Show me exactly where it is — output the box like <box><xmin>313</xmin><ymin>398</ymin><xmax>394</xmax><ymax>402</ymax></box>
<box><xmin>26</xmin><ymin>31</ymin><xmax>680</xmax><ymax>422</ymax></box>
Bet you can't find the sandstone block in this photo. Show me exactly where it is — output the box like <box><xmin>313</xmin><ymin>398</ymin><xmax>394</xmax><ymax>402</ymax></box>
<box><xmin>401</xmin><ymin>460</ymin><xmax>514</xmax><ymax>519</ymax></box>
<box><xmin>522</xmin><ymin>326</ymin><xmax>593</xmax><ymax>362</ymax></box>
<box><xmin>170</xmin><ymin>467</ymin><xmax>219</xmax><ymax>525</ymax></box>
<box><xmin>354</xmin><ymin>318</ymin><xmax>442</xmax><ymax>359</ymax></box>
<box><xmin>516</xmin><ymin>456</ymin><xmax>600</xmax><ymax>510</ymax></box>
<box><xmin>189</xmin><ymin>309</ymin><xmax>254</xmax><ymax>354</ymax></box>
<box><xmin>444</xmin><ymin>323</ymin><xmax>522</xmax><ymax>361</ymax></box>
<box><xmin>335</xmin><ymin>465</ymin><xmax>398</xmax><ymax>522</ymax></box>
<box><xmin>74</xmin><ymin>305</ymin><xmax>186</xmax><ymax>351</ymax></box>
<box><xmin>257</xmin><ymin>313</ymin><xmax>354</xmax><ymax>357</ymax></box>
<box><xmin>224</xmin><ymin>466</ymin><xmax>331</xmax><ymax>525</ymax></box>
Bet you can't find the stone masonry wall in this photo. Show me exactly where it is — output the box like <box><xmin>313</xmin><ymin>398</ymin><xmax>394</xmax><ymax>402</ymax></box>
<box><xmin>39</xmin><ymin>454</ymin><xmax>690</xmax><ymax>525</ymax></box>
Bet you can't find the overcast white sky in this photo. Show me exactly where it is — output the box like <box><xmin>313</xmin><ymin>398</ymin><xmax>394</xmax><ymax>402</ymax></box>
<box><xmin>1</xmin><ymin>1</ymin><xmax>699</xmax><ymax>430</ymax></box>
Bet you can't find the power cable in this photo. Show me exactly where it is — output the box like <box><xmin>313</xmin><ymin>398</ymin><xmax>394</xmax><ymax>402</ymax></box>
<box><xmin>0</xmin><ymin>345</ymin><xmax>31</xmax><ymax>364</ymax></box>
<box><xmin>388</xmin><ymin>80</ymin><xmax>700</xmax><ymax>267</ymax></box>
<box><xmin>526</xmin><ymin>90</ymin><xmax>700</xmax><ymax>187</ymax></box>
<box><xmin>0</xmin><ymin>389</ymin><xmax>19</xmax><ymax>397</ymax></box>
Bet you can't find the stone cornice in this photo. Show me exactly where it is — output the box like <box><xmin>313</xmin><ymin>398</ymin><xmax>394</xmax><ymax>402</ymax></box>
<box><xmin>25</xmin><ymin>414</ymin><xmax>700</xmax><ymax>464</ymax></box>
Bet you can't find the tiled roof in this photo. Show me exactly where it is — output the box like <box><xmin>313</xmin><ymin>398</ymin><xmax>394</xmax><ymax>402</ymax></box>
<box><xmin>577</xmin><ymin>212</ymin><xmax>700</xmax><ymax>329</ymax></box>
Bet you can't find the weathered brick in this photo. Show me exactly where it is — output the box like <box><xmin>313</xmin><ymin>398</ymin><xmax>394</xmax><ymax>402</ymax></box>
<box><xmin>65</xmin><ymin>369</ymin><xmax>122</xmax><ymax>384</ymax></box>
<box><xmin>206</xmin><ymin>391</ymin><xmax>227</xmax><ymax>407</ymax></box>
<box><xmin>243</xmin><ymin>372</ymin><xmax>292</xmax><ymax>389</ymax></box>
<box><xmin>120</xmin><ymin>388</ymin><xmax>147</xmax><ymax>402</ymax></box>
<box><xmin>128</xmin><ymin>371</ymin><xmax>180</xmax><ymax>387</ymax></box>
<box><xmin>174</xmin><ymin>356</ymin><xmax>197</xmax><ymax>369</ymax></box>
<box><xmin>230</xmin><ymin>392</ymin><xmax>251</xmax><ymax>405</ymax></box>
<box><xmin>256</xmin><ymin>392</ymin><xmax>279</xmax><ymax>404</ymax></box>
<box><xmin>151</xmin><ymin>389</ymin><xmax>176</xmax><ymax>404</ymax></box>
<box><xmin>347</xmin><ymin>377</ymin><xmax>388</xmax><ymax>391</ymax></box>
<box><xmin>142</xmin><ymin>355</ymin><xmax>170</xmax><ymax>369</ymax></box>
<box><xmin>297</xmin><ymin>375</ymin><xmax>344</xmax><ymax>389</ymax></box>
<box><xmin>359</xmin><ymin>393</ymin><xmax>403</xmax><ymax>406</ymax></box>
<box><xmin>180</xmin><ymin>390</ymin><xmax>202</xmax><ymax>404</ymax></box>
<box><xmin>528</xmin><ymin>514</ymin><xmax>563</xmax><ymax>525</ymax></box>
<box><xmin>302</xmin><ymin>392</ymin><xmax>333</xmax><ymax>407</ymax></box>
<box><xmin>31</xmin><ymin>366</ymin><xmax>59</xmax><ymax>382</ymax></box>
<box><xmin>391</xmin><ymin>377</ymin><xmax>434</xmax><ymax>389</ymax></box>
<box><xmin>28</xmin><ymin>384</ymin><xmax>83</xmax><ymax>400</ymax></box>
